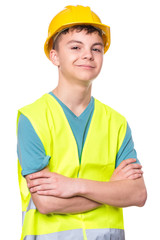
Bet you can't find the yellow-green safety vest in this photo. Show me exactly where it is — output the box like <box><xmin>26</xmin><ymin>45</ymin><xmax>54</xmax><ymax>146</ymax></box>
<box><xmin>17</xmin><ymin>93</ymin><xmax>127</xmax><ymax>240</ymax></box>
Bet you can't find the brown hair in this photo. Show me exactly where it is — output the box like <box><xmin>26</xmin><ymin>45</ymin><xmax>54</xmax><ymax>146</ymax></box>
<box><xmin>52</xmin><ymin>25</ymin><xmax>103</xmax><ymax>50</ymax></box>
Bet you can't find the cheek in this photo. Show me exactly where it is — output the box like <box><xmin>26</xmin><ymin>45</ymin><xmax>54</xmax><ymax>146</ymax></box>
<box><xmin>96</xmin><ymin>56</ymin><xmax>103</xmax><ymax>71</ymax></box>
<box><xmin>58</xmin><ymin>56</ymin><xmax>69</xmax><ymax>70</ymax></box>
<box><xmin>59</xmin><ymin>52</ymin><xmax>77</xmax><ymax>65</ymax></box>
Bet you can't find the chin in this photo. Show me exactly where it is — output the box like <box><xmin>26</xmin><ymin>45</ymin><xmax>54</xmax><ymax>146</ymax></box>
<box><xmin>77</xmin><ymin>77</ymin><xmax>96</xmax><ymax>83</ymax></box>
<box><xmin>76</xmin><ymin>73</ymin><xmax>98</xmax><ymax>82</ymax></box>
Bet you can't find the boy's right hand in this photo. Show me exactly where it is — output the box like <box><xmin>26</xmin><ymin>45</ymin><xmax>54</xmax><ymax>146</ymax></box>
<box><xmin>110</xmin><ymin>158</ymin><xmax>143</xmax><ymax>182</ymax></box>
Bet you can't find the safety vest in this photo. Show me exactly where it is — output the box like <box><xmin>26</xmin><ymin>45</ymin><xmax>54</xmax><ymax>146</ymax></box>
<box><xmin>17</xmin><ymin>93</ymin><xmax>127</xmax><ymax>240</ymax></box>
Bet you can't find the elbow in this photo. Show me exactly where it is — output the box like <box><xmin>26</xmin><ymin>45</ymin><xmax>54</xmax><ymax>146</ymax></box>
<box><xmin>37</xmin><ymin>204</ymin><xmax>52</xmax><ymax>215</ymax></box>
<box><xmin>136</xmin><ymin>187</ymin><xmax>147</xmax><ymax>207</ymax></box>
<box><xmin>38</xmin><ymin>205</ymin><xmax>49</xmax><ymax>215</ymax></box>
<box><xmin>33</xmin><ymin>196</ymin><xmax>51</xmax><ymax>215</ymax></box>
<box><xmin>34</xmin><ymin>196</ymin><xmax>58</xmax><ymax>215</ymax></box>
<box><xmin>37</xmin><ymin>201</ymin><xmax>53</xmax><ymax>215</ymax></box>
<box><xmin>33</xmin><ymin>197</ymin><xmax>49</xmax><ymax>215</ymax></box>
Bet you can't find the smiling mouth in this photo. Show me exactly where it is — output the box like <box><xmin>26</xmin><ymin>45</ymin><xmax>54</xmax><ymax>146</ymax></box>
<box><xmin>76</xmin><ymin>65</ymin><xmax>95</xmax><ymax>69</ymax></box>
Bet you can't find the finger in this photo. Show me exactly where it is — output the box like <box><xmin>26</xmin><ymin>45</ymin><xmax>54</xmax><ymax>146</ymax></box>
<box><xmin>37</xmin><ymin>190</ymin><xmax>57</xmax><ymax>196</ymax></box>
<box><xmin>29</xmin><ymin>171</ymin><xmax>52</xmax><ymax>180</ymax></box>
<box><xmin>128</xmin><ymin>173</ymin><xmax>143</xmax><ymax>180</ymax></box>
<box><xmin>125</xmin><ymin>169</ymin><xmax>143</xmax><ymax>178</ymax></box>
<box><xmin>30</xmin><ymin>184</ymin><xmax>53</xmax><ymax>193</ymax></box>
<box><xmin>117</xmin><ymin>158</ymin><xmax>137</xmax><ymax>170</ymax></box>
<box><xmin>28</xmin><ymin>178</ymin><xmax>51</xmax><ymax>188</ymax></box>
<box><xmin>123</xmin><ymin>163</ymin><xmax>142</xmax><ymax>173</ymax></box>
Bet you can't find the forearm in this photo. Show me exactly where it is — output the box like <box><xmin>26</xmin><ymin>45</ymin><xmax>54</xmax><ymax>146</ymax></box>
<box><xmin>27</xmin><ymin>163</ymin><xmax>147</xmax><ymax>210</ymax></box>
<box><xmin>76</xmin><ymin>177</ymin><xmax>147</xmax><ymax>208</ymax></box>
<box><xmin>31</xmin><ymin>192</ymin><xmax>102</xmax><ymax>215</ymax></box>
<box><xmin>26</xmin><ymin>171</ymin><xmax>101</xmax><ymax>215</ymax></box>
<box><xmin>44</xmin><ymin>195</ymin><xmax>102</xmax><ymax>214</ymax></box>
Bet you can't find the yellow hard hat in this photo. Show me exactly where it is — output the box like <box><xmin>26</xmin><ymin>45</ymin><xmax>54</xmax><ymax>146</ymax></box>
<box><xmin>44</xmin><ymin>5</ymin><xmax>111</xmax><ymax>60</ymax></box>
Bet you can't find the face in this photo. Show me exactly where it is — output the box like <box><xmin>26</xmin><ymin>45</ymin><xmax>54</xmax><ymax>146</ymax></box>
<box><xmin>50</xmin><ymin>29</ymin><xmax>104</xmax><ymax>83</ymax></box>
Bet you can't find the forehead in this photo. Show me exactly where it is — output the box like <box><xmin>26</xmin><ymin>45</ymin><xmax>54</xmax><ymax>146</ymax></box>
<box><xmin>58</xmin><ymin>28</ymin><xmax>104</xmax><ymax>45</ymax></box>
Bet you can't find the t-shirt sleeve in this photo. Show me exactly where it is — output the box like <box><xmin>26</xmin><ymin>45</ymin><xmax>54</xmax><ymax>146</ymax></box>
<box><xmin>17</xmin><ymin>113</ymin><xmax>51</xmax><ymax>177</ymax></box>
<box><xmin>115</xmin><ymin>122</ymin><xmax>140</xmax><ymax>168</ymax></box>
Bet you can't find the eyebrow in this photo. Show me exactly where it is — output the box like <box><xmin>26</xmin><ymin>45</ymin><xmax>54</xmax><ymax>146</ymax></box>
<box><xmin>67</xmin><ymin>40</ymin><xmax>104</xmax><ymax>47</ymax></box>
<box><xmin>67</xmin><ymin>40</ymin><xmax>83</xmax><ymax>45</ymax></box>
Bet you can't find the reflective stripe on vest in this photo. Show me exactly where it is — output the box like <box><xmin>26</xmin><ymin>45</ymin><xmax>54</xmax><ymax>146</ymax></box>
<box><xmin>17</xmin><ymin>93</ymin><xmax>127</xmax><ymax>240</ymax></box>
<box><xmin>23</xmin><ymin>228</ymin><xmax>125</xmax><ymax>240</ymax></box>
<box><xmin>22</xmin><ymin>198</ymin><xmax>36</xmax><ymax>226</ymax></box>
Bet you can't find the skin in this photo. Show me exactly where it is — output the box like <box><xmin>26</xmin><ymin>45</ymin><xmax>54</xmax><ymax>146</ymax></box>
<box><xmin>49</xmin><ymin>29</ymin><xmax>104</xmax><ymax>116</ymax></box>
<box><xmin>25</xmin><ymin>29</ymin><xmax>147</xmax><ymax>214</ymax></box>
<box><xmin>27</xmin><ymin>159</ymin><xmax>146</xmax><ymax>208</ymax></box>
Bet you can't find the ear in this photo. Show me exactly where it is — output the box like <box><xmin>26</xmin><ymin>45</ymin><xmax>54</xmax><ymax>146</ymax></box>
<box><xmin>50</xmin><ymin>49</ymin><xmax>59</xmax><ymax>66</ymax></box>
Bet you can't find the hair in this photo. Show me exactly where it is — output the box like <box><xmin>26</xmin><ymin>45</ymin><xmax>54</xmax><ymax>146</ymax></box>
<box><xmin>52</xmin><ymin>25</ymin><xmax>103</xmax><ymax>50</ymax></box>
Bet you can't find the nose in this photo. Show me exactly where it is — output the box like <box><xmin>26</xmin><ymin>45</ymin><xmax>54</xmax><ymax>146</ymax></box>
<box><xmin>82</xmin><ymin>48</ymin><xmax>94</xmax><ymax>61</ymax></box>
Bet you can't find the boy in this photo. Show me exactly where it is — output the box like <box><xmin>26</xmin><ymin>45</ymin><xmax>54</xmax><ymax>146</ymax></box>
<box><xmin>17</xmin><ymin>5</ymin><xmax>147</xmax><ymax>240</ymax></box>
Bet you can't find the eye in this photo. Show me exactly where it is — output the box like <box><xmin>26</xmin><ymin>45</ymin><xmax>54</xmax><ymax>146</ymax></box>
<box><xmin>92</xmin><ymin>48</ymin><xmax>102</xmax><ymax>53</ymax></box>
<box><xmin>71</xmin><ymin>46</ymin><xmax>80</xmax><ymax>50</ymax></box>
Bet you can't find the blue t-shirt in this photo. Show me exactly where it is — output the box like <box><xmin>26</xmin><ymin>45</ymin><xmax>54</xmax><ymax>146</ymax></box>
<box><xmin>17</xmin><ymin>92</ymin><xmax>139</xmax><ymax>176</ymax></box>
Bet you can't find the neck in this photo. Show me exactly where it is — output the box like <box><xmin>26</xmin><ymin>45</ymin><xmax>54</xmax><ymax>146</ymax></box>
<box><xmin>52</xmin><ymin>77</ymin><xmax>93</xmax><ymax>116</ymax></box>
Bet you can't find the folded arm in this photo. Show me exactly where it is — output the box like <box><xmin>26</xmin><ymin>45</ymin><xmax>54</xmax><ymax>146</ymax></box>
<box><xmin>76</xmin><ymin>159</ymin><xmax>147</xmax><ymax>207</ymax></box>
<box><xmin>27</xmin><ymin>159</ymin><xmax>147</xmax><ymax>213</ymax></box>
<box><xmin>25</xmin><ymin>167</ymin><xmax>102</xmax><ymax>215</ymax></box>
<box><xmin>76</xmin><ymin>176</ymin><xmax>147</xmax><ymax>207</ymax></box>
<box><xmin>75</xmin><ymin>160</ymin><xmax>147</xmax><ymax>207</ymax></box>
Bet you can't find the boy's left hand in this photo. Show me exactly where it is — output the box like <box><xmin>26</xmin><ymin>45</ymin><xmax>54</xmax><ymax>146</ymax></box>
<box><xmin>110</xmin><ymin>158</ymin><xmax>143</xmax><ymax>182</ymax></box>
<box><xmin>27</xmin><ymin>170</ymin><xmax>77</xmax><ymax>198</ymax></box>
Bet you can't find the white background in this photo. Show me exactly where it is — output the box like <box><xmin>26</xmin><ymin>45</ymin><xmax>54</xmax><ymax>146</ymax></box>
<box><xmin>0</xmin><ymin>0</ymin><xmax>159</xmax><ymax>239</ymax></box>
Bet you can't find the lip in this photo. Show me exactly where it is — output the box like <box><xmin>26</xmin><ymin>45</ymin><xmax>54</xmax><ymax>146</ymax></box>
<box><xmin>76</xmin><ymin>65</ymin><xmax>95</xmax><ymax>69</ymax></box>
